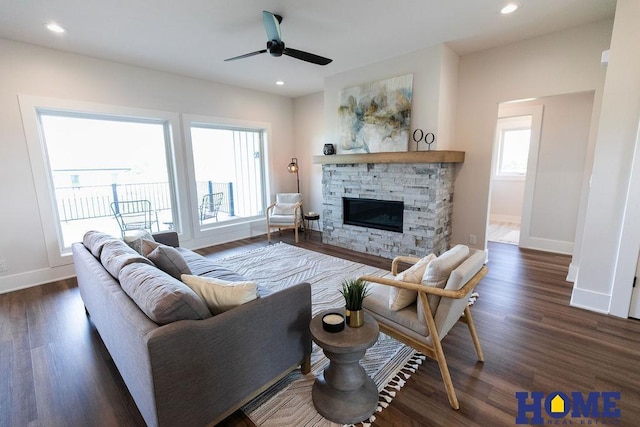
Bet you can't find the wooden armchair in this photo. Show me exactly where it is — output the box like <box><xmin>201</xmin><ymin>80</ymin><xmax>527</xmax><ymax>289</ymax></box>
<box><xmin>266</xmin><ymin>193</ymin><xmax>304</xmax><ymax>243</ymax></box>
<box><xmin>359</xmin><ymin>246</ymin><xmax>487</xmax><ymax>409</ymax></box>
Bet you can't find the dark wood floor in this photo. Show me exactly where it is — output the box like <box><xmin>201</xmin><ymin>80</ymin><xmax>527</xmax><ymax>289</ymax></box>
<box><xmin>2</xmin><ymin>231</ymin><xmax>639</xmax><ymax>426</ymax></box>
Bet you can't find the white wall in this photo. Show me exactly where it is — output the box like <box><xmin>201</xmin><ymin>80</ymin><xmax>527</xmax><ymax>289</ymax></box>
<box><xmin>324</xmin><ymin>43</ymin><xmax>458</xmax><ymax>154</ymax></box>
<box><xmin>452</xmin><ymin>20</ymin><xmax>612</xmax><ymax>253</ymax></box>
<box><xmin>0</xmin><ymin>39</ymin><xmax>295</xmax><ymax>293</ymax></box>
<box><xmin>293</xmin><ymin>91</ymin><xmax>325</xmax><ymax>226</ymax></box>
<box><xmin>489</xmin><ymin>180</ymin><xmax>524</xmax><ymax>224</ymax></box>
<box><xmin>528</xmin><ymin>92</ymin><xmax>594</xmax><ymax>246</ymax></box>
<box><xmin>573</xmin><ymin>0</ymin><xmax>640</xmax><ymax>316</ymax></box>
<box><xmin>491</xmin><ymin>92</ymin><xmax>595</xmax><ymax>252</ymax></box>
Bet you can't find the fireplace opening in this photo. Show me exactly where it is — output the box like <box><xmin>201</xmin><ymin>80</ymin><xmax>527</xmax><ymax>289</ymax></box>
<box><xmin>343</xmin><ymin>197</ymin><xmax>404</xmax><ymax>233</ymax></box>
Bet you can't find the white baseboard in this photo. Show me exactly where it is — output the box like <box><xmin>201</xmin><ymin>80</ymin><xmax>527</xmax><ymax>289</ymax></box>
<box><xmin>0</xmin><ymin>263</ymin><xmax>76</xmax><ymax>295</ymax></box>
<box><xmin>570</xmin><ymin>286</ymin><xmax>611</xmax><ymax>314</ymax></box>
<box><xmin>489</xmin><ymin>214</ymin><xmax>522</xmax><ymax>224</ymax></box>
<box><xmin>519</xmin><ymin>236</ymin><xmax>573</xmax><ymax>255</ymax></box>
<box><xmin>566</xmin><ymin>263</ymin><xmax>579</xmax><ymax>282</ymax></box>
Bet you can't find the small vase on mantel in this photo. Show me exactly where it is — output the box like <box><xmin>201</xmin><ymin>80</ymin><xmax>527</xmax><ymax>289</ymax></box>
<box><xmin>340</xmin><ymin>278</ymin><xmax>370</xmax><ymax>328</ymax></box>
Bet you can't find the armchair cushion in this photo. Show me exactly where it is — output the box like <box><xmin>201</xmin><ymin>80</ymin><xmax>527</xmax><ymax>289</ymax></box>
<box><xmin>418</xmin><ymin>244</ymin><xmax>469</xmax><ymax>321</ymax></box>
<box><xmin>276</xmin><ymin>193</ymin><xmax>302</xmax><ymax>204</ymax></box>
<box><xmin>273</xmin><ymin>203</ymin><xmax>299</xmax><ymax>215</ymax></box>
<box><xmin>365</xmin><ymin>283</ymin><xmax>429</xmax><ymax>336</ymax></box>
<box><xmin>389</xmin><ymin>254</ymin><xmax>436</xmax><ymax>311</ymax></box>
<box><xmin>434</xmin><ymin>249</ymin><xmax>486</xmax><ymax>337</ymax></box>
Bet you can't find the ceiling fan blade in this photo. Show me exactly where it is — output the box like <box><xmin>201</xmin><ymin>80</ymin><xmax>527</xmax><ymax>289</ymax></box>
<box><xmin>224</xmin><ymin>49</ymin><xmax>267</xmax><ymax>62</ymax></box>
<box><xmin>262</xmin><ymin>11</ymin><xmax>282</xmax><ymax>42</ymax></box>
<box><xmin>283</xmin><ymin>47</ymin><xmax>333</xmax><ymax>66</ymax></box>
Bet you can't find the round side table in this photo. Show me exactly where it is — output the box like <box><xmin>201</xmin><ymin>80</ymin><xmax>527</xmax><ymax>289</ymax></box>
<box><xmin>304</xmin><ymin>213</ymin><xmax>320</xmax><ymax>240</ymax></box>
<box><xmin>310</xmin><ymin>309</ymin><xmax>379</xmax><ymax>424</ymax></box>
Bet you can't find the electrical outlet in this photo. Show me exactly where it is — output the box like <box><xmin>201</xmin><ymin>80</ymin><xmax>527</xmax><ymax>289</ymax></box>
<box><xmin>468</xmin><ymin>234</ymin><xmax>477</xmax><ymax>245</ymax></box>
<box><xmin>0</xmin><ymin>259</ymin><xmax>7</xmax><ymax>273</ymax></box>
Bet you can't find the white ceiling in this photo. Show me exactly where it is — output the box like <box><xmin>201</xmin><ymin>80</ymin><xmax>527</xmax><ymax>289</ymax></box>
<box><xmin>0</xmin><ymin>0</ymin><xmax>616</xmax><ymax>98</ymax></box>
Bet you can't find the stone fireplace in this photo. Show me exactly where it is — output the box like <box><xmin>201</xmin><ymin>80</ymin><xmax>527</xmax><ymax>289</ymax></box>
<box><xmin>315</xmin><ymin>152</ymin><xmax>463</xmax><ymax>259</ymax></box>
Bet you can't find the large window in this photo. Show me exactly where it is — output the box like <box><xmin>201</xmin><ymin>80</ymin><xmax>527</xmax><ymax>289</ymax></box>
<box><xmin>188</xmin><ymin>124</ymin><xmax>266</xmax><ymax>230</ymax></box>
<box><xmin>495</xmin><ymin>115</ymin><xmax>532</xmax><ymax>177</ymax></box>
<box><xmin>37</xmin><ymin>111</ymin><xmax>176</xmax><ymax>251</ymax></box>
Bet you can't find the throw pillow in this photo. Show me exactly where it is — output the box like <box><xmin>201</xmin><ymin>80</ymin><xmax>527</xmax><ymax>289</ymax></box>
<box><xmin>418</xmin><ymin>244</ymin><xmax>470</xmax><ymax>319</ymax></box>
<box><xmin>181</xmin><ymin>274</ymin><xmax>259</xmax><ymax>315</ymax></box>
<box><xmin>123</xmin><ymin>229</ymin><xmax>154</xmax><ymax>254</ymax></box>
<box><xmin>389</xmin><ymin>253</ymin><xmax>436</xmax><ymax>311</ymax></box>
<box><xmin>273</xmin><ymin>203</ymin><xmax>297</xmax><ymax>215</ymax></box>
<box><xmin>146</xmin><ymin>244</ymin><xmax>192</xmax><ymax>280</ymax></box>
<box><xmin>141</xmin><ymin>239</ymin><xmax>161</xmax><ymax>257</ymax></box>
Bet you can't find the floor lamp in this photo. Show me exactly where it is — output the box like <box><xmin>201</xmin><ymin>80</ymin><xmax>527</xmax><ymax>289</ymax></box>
<box><xmin>287</xmin><ymin>157</ymin><xmax>300</xmax><ymax>193</ymax></box>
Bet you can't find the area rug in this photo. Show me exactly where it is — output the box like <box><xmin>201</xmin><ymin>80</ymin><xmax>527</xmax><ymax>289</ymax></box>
<box><xmin>214</xmin><ymin>243</ymin><xmax>426</xmax><ymax>426</ymax></box>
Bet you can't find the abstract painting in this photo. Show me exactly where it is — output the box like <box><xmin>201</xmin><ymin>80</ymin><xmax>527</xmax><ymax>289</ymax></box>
<box><xmin>337</xmin><ymin>74</ymin><xmax>413</xmax><ymax>154</ymax></box>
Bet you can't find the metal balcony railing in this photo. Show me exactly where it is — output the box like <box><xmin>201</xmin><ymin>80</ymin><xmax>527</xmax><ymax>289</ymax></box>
<box><xmin>55</xmin><ymin>181</ymin><xmax>234</xmax><ymax>222</ymax></box>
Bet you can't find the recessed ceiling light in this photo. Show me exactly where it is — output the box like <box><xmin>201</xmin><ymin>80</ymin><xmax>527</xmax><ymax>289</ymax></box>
<box><xmin>45</xmin><ymin>23</ymin><xmax>66</xmax><ymax>33</ymax></box>
<box><xmin>501</xmin><ymin>3</ymin><xmax>518</xmax><ymax>14</ymax></box>
<box><xmin>276</xmin><ymin>80</ymin><xmax>285</xmax><ymax>86</ymax></box>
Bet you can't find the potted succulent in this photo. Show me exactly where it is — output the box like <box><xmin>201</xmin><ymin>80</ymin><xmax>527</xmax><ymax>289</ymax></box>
<box><xmin>340</xmin><ymin>278</ymin><xmax>370</xmax><ymax>327</ymax></box>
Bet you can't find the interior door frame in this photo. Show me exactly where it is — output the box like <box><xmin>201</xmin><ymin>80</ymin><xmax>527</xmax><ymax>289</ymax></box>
<box><xmin>493</xmin><ymin>104</ymin><xmax>544</xmax><ymax>249</ymax></box>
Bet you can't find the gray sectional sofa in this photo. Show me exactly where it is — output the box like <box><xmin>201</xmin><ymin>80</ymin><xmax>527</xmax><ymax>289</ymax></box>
<box><xmin>72</xmin><ymin>231</ymin><xmax>312</xmax><ymax>427</ymax></box>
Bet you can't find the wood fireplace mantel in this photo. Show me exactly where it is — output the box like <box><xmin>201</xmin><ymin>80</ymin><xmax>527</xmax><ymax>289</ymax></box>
<box><xmin>312</xmin><ymin>150</ymin><xmax>464</xmax><ymax>165</ymax></box>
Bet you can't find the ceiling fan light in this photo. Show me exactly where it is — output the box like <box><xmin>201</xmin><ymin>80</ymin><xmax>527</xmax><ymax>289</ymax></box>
<box><xmin>501</xmin><ymin>3</ymin><xmax>518</xmax><ymax>14</ymax></box>
<box><xmin>45</xmin><ymin>22</ymin><xmax>66</xmax><ymax>33</ymax></box>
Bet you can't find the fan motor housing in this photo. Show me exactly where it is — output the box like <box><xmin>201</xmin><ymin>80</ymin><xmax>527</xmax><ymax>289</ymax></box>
<box><xmin>267</xmin><ymin>40</ymin><xmax>285</xmax><ymax>57</ymax></box>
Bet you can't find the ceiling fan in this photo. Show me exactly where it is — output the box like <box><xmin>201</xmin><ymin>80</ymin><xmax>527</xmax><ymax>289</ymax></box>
<box><xmin>224</xmin><ymin>10</ymin><xmax>332</xmax><ymax>66</ymax></box>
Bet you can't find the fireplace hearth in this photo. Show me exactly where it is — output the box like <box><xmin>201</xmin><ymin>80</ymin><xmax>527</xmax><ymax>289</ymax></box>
<box><xmin>343</xmin><ymin>197</ymin><xmax>403</xmax><ymax>233</ymax></box>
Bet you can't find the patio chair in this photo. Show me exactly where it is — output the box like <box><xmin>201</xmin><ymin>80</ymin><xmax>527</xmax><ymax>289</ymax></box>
<box><xmin>200</xmin><ymin>192</ymin><xmax>224</xmax><ymax>223</ymax></box>
<box><xmin>359</xmin><ymin>245</ymin><xmax>488</xmax><ymax>409</ymax></box>
<box><xmin>266</xmin><ymin>193</ymin><xmax>303</xmax><ymax>243</ymax></box>
<box><xmin>110</xmin><ymin>200</ymin><xmax>159</xmax><ymax>238</ymax></box>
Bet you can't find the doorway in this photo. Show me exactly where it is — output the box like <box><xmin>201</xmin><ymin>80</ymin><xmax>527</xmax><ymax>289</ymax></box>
<box><xmin>487</xmin><ymin>104</ymin><xmax>542</xmax><ymax>246</ymax></box>
<box><xmin>486</xmin><ymin>92</ymin><xmax>594</xmax><ymax>254</ymax></box>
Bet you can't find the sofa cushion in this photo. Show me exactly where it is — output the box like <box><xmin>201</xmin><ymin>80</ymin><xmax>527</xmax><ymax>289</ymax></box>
<box><xmin>83</xmin><ymin>230</ymin><xmax>117</xmax><ymax>258</ymax></box>
<box><xmin>418</xmin><ymin>244</ymin><xmax>469</xmax><ymax>322</ymax></box>
<box><xmin>144</xmin><ymin>242</ymin><xmax>192</xmax><ymax>280</ymax></box>
<box><xmin>181</xmin><ymin>274</ymin><xmax>259</xmax><ymax>315</ymax></box>
<box><xmin>120</xmin><ymin>263</ymin><xmax>212</xmax><ymax>324</ymax></box>
<box><xmin>389</xmin><ymin>254</ymin><xmax>436</xmax><ymax>311</ymax></box>
<box><xmin>100</xmin><ymin>239</ymin><xmax>153</xmax><ymax>279</ymax></box>
<box><xmin>177</xmin><ymin>248</ymin><xmax>248</xmax><ymax>281</ymax></box>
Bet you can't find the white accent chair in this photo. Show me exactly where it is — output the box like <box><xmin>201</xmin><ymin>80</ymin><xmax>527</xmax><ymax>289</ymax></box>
<box><xmin>266</xmin><ymin>193</ymin><xmax>304</xmax><ymax>243</ymax></box>
<box><xmin>359</xmin><ymin>245</ymin><xmax>487</xmax><ymax>409</ymax></box>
